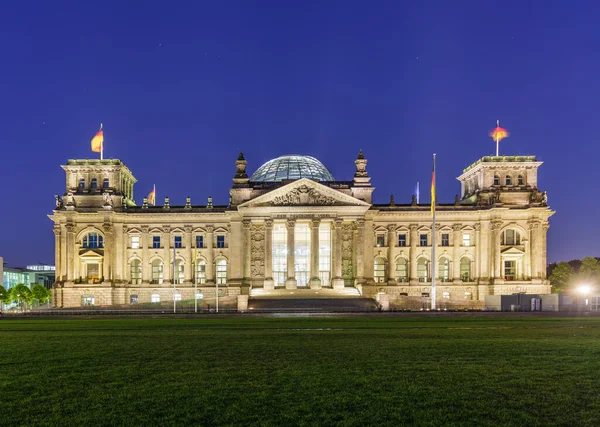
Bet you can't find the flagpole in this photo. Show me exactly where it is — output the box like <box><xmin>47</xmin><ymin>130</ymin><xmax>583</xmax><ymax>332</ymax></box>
<box><xmin>100</xmin><ymin>123</ymin><xmax>103</xmax><ymax>160</ymax></box>
<box><xmin>417</xmin><ymin>181</ymin><xmax>420</xmax><ymax>204</ymax></box>
<box><xmin>431</xmin><ymin>154</ymin><xmax>437</xmax><ymax>310</ymax></box>
<box><xmin>194</xmin><ymin>247</ymin><xmax>198</xmax><ymax>313</ymax></box>
<box><xmin>173</xmin><ymin>245</ymin><xmax>176</xmax><ymax>314</ymax></box>
<box><xmin>496</xmin><ymin>120</ymin><xmax>499</xmax><ymax>156</ymax></box>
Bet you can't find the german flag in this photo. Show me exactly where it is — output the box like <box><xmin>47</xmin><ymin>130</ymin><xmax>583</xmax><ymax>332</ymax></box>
<box><xmin>489</xmin><ymin>123</ymin><xmax>509</xmax><ymax>143</ymax></box>
<box><xmin>147</xmin><ymin>185</ymin><xmax>156</xmax><ymax>205</ymax></box>
<box><xmin>91</xmin><ymin>125</ymin><xmax>103</xmax><ymax>152</ymax></box>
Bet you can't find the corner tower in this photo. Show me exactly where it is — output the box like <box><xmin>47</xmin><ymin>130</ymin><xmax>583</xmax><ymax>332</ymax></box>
<box><xmin>60</xmin><ymin>159</ymin><xmax>137</xmax><ymax>209</ymax></box>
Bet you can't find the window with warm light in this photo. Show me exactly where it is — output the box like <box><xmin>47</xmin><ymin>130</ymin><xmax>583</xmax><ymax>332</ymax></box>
<box><xmin>462</xmin><ymin>233</ymin><xmax>471</xmax><ymax>247</ymax></box>
<box><xmin>374</xmin><ymin>257</ymin><xmax>387</xmax><ymax>283</ymax></box>
<box><xmin>131</xmin><ymin>235</ymin><xmax>140</xmax><ymax>249</ymax></box>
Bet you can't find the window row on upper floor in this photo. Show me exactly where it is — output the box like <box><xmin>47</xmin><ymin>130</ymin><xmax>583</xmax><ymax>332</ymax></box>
<box><xmin>376</xmin><ymin>232</ymin><xmax>473</xmax><ymax>248</ymax></box>
<box><xmin>78</xmin><ymin>177</ymin><xmax>110</xmax><ymax>190</ymax></box>
<box><xmin>493</xmin><ymin>174</ymin><xmax>525</xmax><ymax>187</ymax></box>
<box><xmin>129</xmin><ymin>235</ymin><xmax>226</xmax><ymax>249</ymax></box>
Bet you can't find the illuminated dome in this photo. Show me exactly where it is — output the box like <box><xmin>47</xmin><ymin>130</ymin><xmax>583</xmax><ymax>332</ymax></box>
<box><xmin>250</xmin><ymin>155</ymin><xmax>335</xmax><ymax>182</ymax></box>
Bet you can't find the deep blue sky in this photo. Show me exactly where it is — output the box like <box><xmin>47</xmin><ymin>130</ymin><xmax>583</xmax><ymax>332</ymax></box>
<box><xmin>1</xmin><ymin>0</ymin><xmax>598</xmax><ymax>267</ymax></box>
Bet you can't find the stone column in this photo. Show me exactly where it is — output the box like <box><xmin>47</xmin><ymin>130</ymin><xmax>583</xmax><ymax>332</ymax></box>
<box><xmin>331</xmin><ymin>218</ymin><xmax>344</xmax><ymax>290</ymax></box>
<box><xmin>310</xmin><ymin>218</ymin><xmax>321</xmax><ymax>289</ymax></box>
<box><xmin>53</xmin><ymin>225</ymin><xmax>61</xmax><ymax>282</ymax></box>
<box><xmin>452</xmin><ymin>224</ymin><xmax>462</xmax><ymax>282</ymax></box>
<box><xmin>491</xmin><ymin>221</ymin><xmax>503</xmax><ymax>283</ymax></box>
<box><xmin>141</xmin><ymin>226</ymin><xmax>150</xmax><ymax>283</ymax></box>
<box><xmin>474</xmin><ymin>223</ymin><xmax>481</xmax><ymax>281</ymax></box>
<box><xmin>387</xmin><ymin>224</ymin><xmax>397</xmax><ymax>285</ymax></box>
<box><xmin>523</xmin><ymin>234</ymin><xmax>531</xmax><ymax>279</ymax></box>
<box><xmin>356</xmin><ymin>219</ymin><xmax>365</xmax><ymax>284</ymax></box>
<box><xmin>114</xmin><ymin>224</ymin><xmax>124</xmax><ymax>283</ymax></box>
<box><xmin>409</xmin><ymin>224</ymin><xmax>418</xmax><ymax>284</ymax></box>
<box><xmin>102</xmin><ymin>223</ymin><xmax>113</xmax><ymax>283</ymax></box>
<box><xmin>184</xmin><ymin>225</ymin><xmax>193</xmax><ymax>284</ymax></box>
<box><xmin>264</xmin><ymin>219</ymin><xmax>274</xmax><ymax>290</ymax></box>
<box><xmin>206</xmin><ymin>225</ymin><xmax>214</xmax><ymax>284</ymax></box>
<box><xmin>479</xmin><ymin>221</ymin><xmax>489</xmax><ymax>281</ymax></box>
<box><xmin>541</xmin><ymin>222</ymin><xmax>549</xmax><ymax>279</ymax></box>
<box><xmin>285</xmin><ymin>218</ymin><xmax>297</xmax><ymax>289</ymax></box>
<box><xmin>60</xmin><ymin>224</ymin><xmax>68</xmax><ymax>282</ymax></box>
<box><xmin>243</xmin><ymin>219</ymin><xmax>252</xmax><ymax>284</ymax></box>
<box><xmin>66</xmin><ymin>223</ymin><xmax>76</xmax><ymax>282</ymax></box>
<box><xmin>162</xmin><ymin>226</ymin><xmax>171</xmax><ymax>284</ymax></box>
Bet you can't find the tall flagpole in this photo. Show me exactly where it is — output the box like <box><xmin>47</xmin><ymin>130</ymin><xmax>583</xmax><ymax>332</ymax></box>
<box><xmin>495</xmin><ymin>120</ymin><xmax>500</xmax><ymax>156</ymax></box>
<box><xmin>431</xmin><ymin>154</ymin><xmax>437</xmax><ymax>310</ymax></box>
<box><xmin>194</xmin><ymin>247</ymin><xmax>198</xmax><ymax>313</ymax></box>
<box><xmin>173</xmin><ymin>245</ymin><xmax>177</xmax><ymax>314</ymax></box>
<box><xmin>417</xmin><ymin>181</ymin><xmax>420</xmax><ymax>204</ymax></box>
<box><xmin>100</xmin><ymin>123</ymin><xmax>104</xmax><ymax>160</ymax></box>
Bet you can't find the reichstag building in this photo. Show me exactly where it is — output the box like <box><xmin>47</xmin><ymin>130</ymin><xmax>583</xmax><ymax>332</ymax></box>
<box><xmin>50</xmin><ymin>151</ymin><xmax>553</xmax><ymax>308</ymax></box>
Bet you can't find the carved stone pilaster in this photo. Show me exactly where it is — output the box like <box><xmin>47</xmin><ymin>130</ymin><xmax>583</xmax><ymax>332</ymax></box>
<box><xmin>473</xmin><ymin>223</ymin><xmax>481</xmax><ymax>231</ymax></box>
<box><xmin>452</xmin><ymin>223</ymin><xmax>462</xmax><ymax>232</ymax></box>
<box><xmin>250</xmin><ymin>223</ymin><xmax>266</xmax><ymax>279</ymax></box>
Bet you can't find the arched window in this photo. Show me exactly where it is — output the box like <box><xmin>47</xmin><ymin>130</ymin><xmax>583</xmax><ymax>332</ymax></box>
<box><xmin>395</xmin><ymin>258</ymin><xmax>408</xmax><ymax>282</ymax></box>
<box><xmin>417</xmin><ymin>258</ymin><xmax>428</xmax><ymax>282</ymax></box>
<box><xmin>460</xmin><ymin>258</ymin><xmax>471</xmax><ymax>282</ymax></box>
<box><xmin>195</xmin><ymin>259</ymin><xmax>206</xmax><ymax>284</ymax></box>
<box><xmin>505</xmin><ymin>175</ymin><xmax>512</xmax><ymax>186</ymax></box>
<box><xmin>174</xmin><ymin>259</ymin><xmax>184</xmax><ymax>284</ymax></box>
<box><xmin>374</xmin><ymin>257</ymin><xmax>387</xmax><ymax>283</ymax></box>
<box><xmin>82</xmin><ymin>232</ymin><xmax>103</xmax><ymax>249</ymax></box>
<box><xmin>151</xmin><ymin>260</ymin><xmax>163</xmax><ymax>284</ymax></box>
<box><xmin>103</xmin><ymin>178</ymin><xmax>109</xmax><ymax>189</ymax></box>
<box><xmin>501</xmin><ymin>229</ymin><xmax>521</xmax><ymax>246</ymax></box>
<box><xmin>91</xmin><ymin>178</ymin><xmax>98</xmax><ymax>189</ymax></box>
<box><xmin>438</xmin><ymin>257</ymin><xmax>450</xmax><ymax>282</ymax></box>
<box><xmin>517</xmin><ymin>175</ymin><xmax>524</xmax><ymax>185</ymax></box>
<box><xmin>79</xmin><ymin>178</ymin><xmax>85</xmax><ymax>189</ymax></box>
<box><xmin>216</xmin><ymin>259</ymin><xmax>227</xmax><ymax>285</ymax></box>
<box><xmin>130</xmin><ymin>259</ymin><xmax>142</xmax><ymax>284</ymax></box>
<box><xmin>493</xmin><ymin>175</ymin><xmax>500</xmax><ymax>186</ymax></box>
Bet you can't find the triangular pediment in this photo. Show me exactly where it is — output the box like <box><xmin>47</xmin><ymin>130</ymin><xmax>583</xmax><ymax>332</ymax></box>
<box><xmin>79</xmin><ymin>249</ymin><xmax>104</xmax><ymax>258</ymax></box>
<box><xmin>239</xmin><ymin>178</ymin><xmax>370</xmax><ymax>208</ymax></box>
<box><xmin>501</xmin><ymin>246</ymin><xmax>525</xmax><ymax>255</ymax></box>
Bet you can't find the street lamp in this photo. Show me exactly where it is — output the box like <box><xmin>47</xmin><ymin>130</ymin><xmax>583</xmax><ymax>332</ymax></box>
<box><xmin>577</xmin><ymin>284</ymin><xmax>592</xmax><ymax>309</ymax></box>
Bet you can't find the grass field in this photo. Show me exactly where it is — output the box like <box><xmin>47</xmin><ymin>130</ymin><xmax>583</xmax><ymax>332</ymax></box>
<box><xmin>1</xmin><ymin>315</ymin><xmax>600</xmax><ymax>426</ymax></box>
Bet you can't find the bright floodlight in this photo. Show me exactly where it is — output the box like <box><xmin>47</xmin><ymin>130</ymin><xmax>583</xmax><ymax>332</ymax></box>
<box><xmin>577</xmin><ymin>285</ymin><xmax>592</xmax><ymax>295</ymax></box>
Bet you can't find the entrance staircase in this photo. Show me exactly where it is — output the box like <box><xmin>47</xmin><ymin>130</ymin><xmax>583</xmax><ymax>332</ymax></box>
<box><xmin>247</xmin><ymin>287</ymin><xmax>378</xmax><ymax>312</ymax></box>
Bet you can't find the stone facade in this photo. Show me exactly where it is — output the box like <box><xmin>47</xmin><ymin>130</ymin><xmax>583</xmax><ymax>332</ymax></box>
<box><xmin>50</xmin><ymin>153</ymin><xmax>554</xmax><ymax>308</ymax></box>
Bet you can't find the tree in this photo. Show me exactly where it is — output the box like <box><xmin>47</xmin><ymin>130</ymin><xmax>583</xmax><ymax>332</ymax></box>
<box><xmin>548</xmin><ymin>262</ymin><xmax>576</xmax><ymax>294</ymax></box>
<box><xmin>0</xmin><ymin>285</ymin><xmax>9</xmax><ymax>312</ymax></box>
<box><xmin>8</xmin><ymin>284</ymin><xmax>33</xmax><ymax>311</ymax></box>
<box><xmin>31</xmin><ymin>284</ymin><xmax>51</xmax><ymax>306</ymax></box>
<box><xmin>579</xmin><ymin>257</ymin><xmax>600</xmax><ymax>282</ymax></box>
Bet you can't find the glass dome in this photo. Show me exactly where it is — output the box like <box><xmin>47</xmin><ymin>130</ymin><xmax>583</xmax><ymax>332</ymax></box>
<box><xmin>250</xmin><ymin>155</ymin><xmax>335</xmax><ymax>182</ymax></box>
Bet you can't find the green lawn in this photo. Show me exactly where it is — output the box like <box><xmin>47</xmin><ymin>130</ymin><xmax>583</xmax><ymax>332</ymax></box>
<box><xmin>1</xmin><ymin>315</ymin><xmax>600</xmax><ymax>426</ymax></box>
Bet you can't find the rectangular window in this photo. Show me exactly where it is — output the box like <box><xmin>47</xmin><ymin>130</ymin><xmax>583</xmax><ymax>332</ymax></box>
<box><xmin>272</xmin><ymin>224</ymin><xmax>287</xmax><ymax>286</ymax></box>
<box><xmin>441</xmin><ymin>234</ymin><xmax>449</xmax><ymax>247</ymax></box>
<box><xmin>216</xmin><ymin>235</ymin><xmax>225</xmax><ymax>248</ymax></box>
<box><xmin>130</xmin><ymin>294</ymin><xmax>138</xmax><ymax>304</ymax></box>
<box><xmin>87</xmin><ymin>263</ymin><xmax>99</xmax><ymax>283</ymax></box>
<box><xmin>462</xmin><ymin>233</ymin><xmax>471</xmax><ymax>247</ymax></box>
<box><xmin>420</xmin><ymin>234</ymin><xmax>428</xmax><ymax>246</ymax></box>
<box><xmin>151</xmin><ymin>294</ymin><xmax>160</xmax><ymax>303</ymax></box>
<box><xmin>319</xmin><ymin>224</ymin><xmax>331</xmax><ymax>287</ymax></box>
<box><xmin>153</xmin><ymin>236</ymin><xmax>161</xmax><ymax>248</ymax></box>
<box><xmin>196</xmin><ymin>235</ymin><xmax>203</xmax><ymax>248</ymax></box>
<box><xmin>376</xmin><ymin>235</ymin><xmax>385</xmax><ymax>247</ymax></box>
<box><xmin>196</xmin><ymin>261</ymin><xmax>206</xmax><ymax>284</ymax></box>
<box><xmin>173</xmin><ymin>293</ymin><xmax>182</xmax><ymax>301</ymax></box>
<box><xmin>131</xmin><ymin>236</ymin><xmax>140</xmax><ymax>249</ymax></box>
<box><xmin>398</xmin><ymin>234</ymin><xmax>406</xmax><ymax>247</ymax></box>
<box><xmin>174</xmin><ymin>236</ymin><xmax>182</xmax><ymax>248</ymax></box>
<box><xmin>504</xmin><ymin>260</ymin><xmax>516</xmax><ymax>280</ymax></box>
<box><xmin>294</xmin><ymin>224</ymin><xmax>311</xmax><ymax>287</ymax></box>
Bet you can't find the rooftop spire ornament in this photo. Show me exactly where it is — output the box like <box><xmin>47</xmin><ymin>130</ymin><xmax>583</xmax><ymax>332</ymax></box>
<box><xmin>489</xmin><ymin>120</ymin><xmax>509</xmax><ymax>156</ymax></box>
